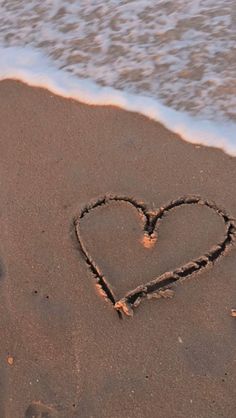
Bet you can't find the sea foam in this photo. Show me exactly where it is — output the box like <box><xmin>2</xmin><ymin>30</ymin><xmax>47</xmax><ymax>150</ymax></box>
<box><xmin>1</xmin><ymin>0</ymin><xmax>235</xmax><ymax>121</ymax></box>
<box><xmin>0</xmin><ymin>0</ymin><xmax>236</xmax><ymax>155</ymax></box>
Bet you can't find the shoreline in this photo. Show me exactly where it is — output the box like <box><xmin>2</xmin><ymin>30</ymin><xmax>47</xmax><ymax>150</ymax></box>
<box><xmin>1</xmin><ymin>46</ymin><xmax>236</xmax><ymax>156</ymax></box>
<box><xmin>0</xmin><ymin>80</ymin><xmax>236</xmax><ymax>418</ymax></box>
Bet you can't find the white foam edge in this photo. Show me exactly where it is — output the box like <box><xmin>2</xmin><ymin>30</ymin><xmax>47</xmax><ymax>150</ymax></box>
<box><xmin>1</xmin><ymin>46</ymin><xmax>235</xmax><ymax>156</ymax></box>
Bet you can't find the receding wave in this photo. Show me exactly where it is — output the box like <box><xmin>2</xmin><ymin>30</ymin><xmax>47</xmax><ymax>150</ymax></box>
<box><xmin>0</xmin><ymin>1</ymin><xmax>235</xmax><ymax>155</ymax></box>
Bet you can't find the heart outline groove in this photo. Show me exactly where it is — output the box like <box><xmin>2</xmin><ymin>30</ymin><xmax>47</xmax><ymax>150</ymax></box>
<box><xmin>74</xmin><ymin>195</ymin><xmax>236</xmax><ymax>318</ymax></box>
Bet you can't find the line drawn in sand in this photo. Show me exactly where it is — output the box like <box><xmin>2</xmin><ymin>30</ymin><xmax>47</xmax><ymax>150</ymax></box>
<box><xmin>74</xmin><ymin>195</ymin><xmax>236</xmax><ymax>318</ymax></box>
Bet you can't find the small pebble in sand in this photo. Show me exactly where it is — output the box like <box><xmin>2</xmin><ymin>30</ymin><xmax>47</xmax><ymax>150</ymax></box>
<box><xmin>7</xmin><ymin>356</ymin><xmax>14</xmax><ymax>366</ymax></box>
<box><xmin>230</xmin><ymin>309</ymin><xmax>236</xmax><ymax>317</ymax></box>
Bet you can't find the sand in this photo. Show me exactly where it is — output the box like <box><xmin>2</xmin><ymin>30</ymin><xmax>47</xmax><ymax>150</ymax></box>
<box><xmin>0</xmin><ymin>79</ymin><xmax>236</xmax><ymax>418</ymax></box>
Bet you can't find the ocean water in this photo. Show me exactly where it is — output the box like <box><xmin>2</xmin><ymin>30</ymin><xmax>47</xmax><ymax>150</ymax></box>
<box><xmin>0</xmin><ymin>0</ymin><xmax>236</xmax><ymax>155</ymax></box>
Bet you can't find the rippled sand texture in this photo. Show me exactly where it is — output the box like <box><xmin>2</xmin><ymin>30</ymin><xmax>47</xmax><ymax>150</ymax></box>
<box><xmin>1</xmin><ymin>0</ymin><xmax>235</xmax><ymax>122</ymax></box>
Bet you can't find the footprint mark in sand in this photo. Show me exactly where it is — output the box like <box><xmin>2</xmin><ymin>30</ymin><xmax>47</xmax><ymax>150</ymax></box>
<box><xmin>25</xmin><ymin>400</ymin><xmax>57</xmax><ymax>418</ymax></box>
<box><xmin>74</xmin><ymin>195</ymin><xmax>236</xmax><ymax>317</ymax></box>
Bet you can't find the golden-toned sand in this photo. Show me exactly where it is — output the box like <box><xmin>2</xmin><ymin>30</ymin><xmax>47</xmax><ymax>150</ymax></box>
<box><xmin>0</xmin><ymin>80</ymin><xmax>236</xmax><ymax>418</ymax></box>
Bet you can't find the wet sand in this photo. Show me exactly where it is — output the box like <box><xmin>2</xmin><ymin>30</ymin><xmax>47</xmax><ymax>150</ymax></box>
<box><xmin>0</xmin><ymin>80</ymin><xmax>236</xmax><ymax>418</ymax></box>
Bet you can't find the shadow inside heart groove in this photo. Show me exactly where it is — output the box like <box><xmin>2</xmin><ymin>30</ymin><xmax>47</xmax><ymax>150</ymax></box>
<box><xmin>74</xmin><ymin>195</ymin><xmax>236</xmax><ymax>317</ymax></box>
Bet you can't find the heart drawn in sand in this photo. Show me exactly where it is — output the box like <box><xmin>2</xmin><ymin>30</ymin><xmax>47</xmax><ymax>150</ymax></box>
<box><xmin>74</xmin><ymin>195</ymin><xmax>236</xmax><ymax>317</ymax></box>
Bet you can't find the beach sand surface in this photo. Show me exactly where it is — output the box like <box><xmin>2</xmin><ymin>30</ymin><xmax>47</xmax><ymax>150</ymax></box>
<box><xmin>0</xmin><ymin>80</ymin><xmax>236</xmax><ymax>418</ymax></box>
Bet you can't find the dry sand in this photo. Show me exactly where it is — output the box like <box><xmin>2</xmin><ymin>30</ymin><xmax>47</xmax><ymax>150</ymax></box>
<box><xmin>0</xmin><ymin>80</ymin><xmax>236</xmax><ymax>418</ymax></box>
